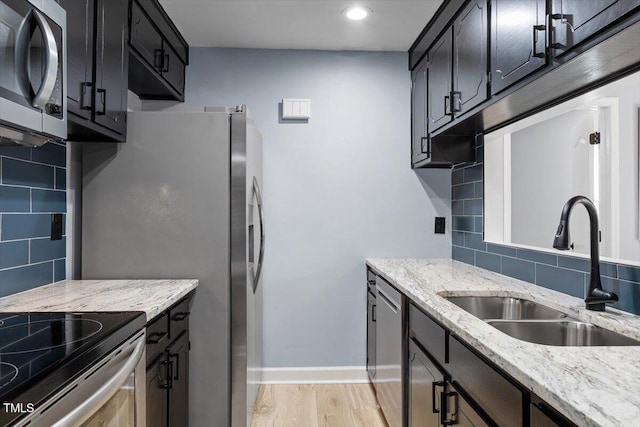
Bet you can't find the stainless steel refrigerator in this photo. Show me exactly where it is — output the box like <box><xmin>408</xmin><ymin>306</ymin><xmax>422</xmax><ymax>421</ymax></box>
<box><xmin>81</xmin><ymin>106</ymin><xmax>264</xmax><ymax>427</ymax></box>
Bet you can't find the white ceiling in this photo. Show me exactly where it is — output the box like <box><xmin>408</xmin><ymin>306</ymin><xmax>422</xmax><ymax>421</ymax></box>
<box><xmin>158</xmin><ymin>0</ymin><xmax>444</xmax><ymax>51</ymax></box>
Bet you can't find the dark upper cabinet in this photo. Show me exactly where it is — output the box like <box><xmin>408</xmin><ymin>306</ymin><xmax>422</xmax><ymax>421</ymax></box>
<box><xmin>60</xmin><ymin>0</ymin><xmax>129</xmax><ymax>141</ymax></box>
<box><xmin>167</xmin><ymin>331</ymin><xmax>189</xmax><ymax>427</ymax></box>
<box><xmin>452</xmin><ymin>0</ymin><xmax>488</xmax><ymax>116</ymax></box>
<box><xmin>130</xmin><ymin>1</ymin><xmax>164</xmax><ymax>72</ymax></box>
<box><xmin>427</xmin><ymin>30</ymin><xmax>453</xmax><ymax>132</ymax></box>
<box><xmin>551</xmin><ymin>0</ymin><xmax>640</xmax><ymax>57</ymax></box>
<box><xmin>128</xmin><ymin>0</ymin><xmax>189</xmax><ymax>101</ymax></box>
<box><xmin>408</xmin><ymin>339</ymin><xmax>443</xmax><ymax>427</ymax></box>
<box><xmin>491</xmin><ymin>0</ymin><xmax>547</xmax><ymax>95</ymax></box>
<box><xmin>411</xmin><ymin>58</ymin><xmax>429</xmax><ymax>166</ymax></box>
<box><xmin>94</xmin><ymin>0</ymin><xmax>129</xmax><ymax>136</ymax></box>
<box><xmin>65</xmin><ymin>0</ymin><xmax>94</xmax><ymax>122</ymax></box>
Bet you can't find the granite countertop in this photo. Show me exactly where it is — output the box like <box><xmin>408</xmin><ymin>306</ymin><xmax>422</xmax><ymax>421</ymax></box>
<box><xmin>0</xmin><ymin>279</ymin><xmax>199</xmax><ymax>322</ymax></box>
<box><xmin>366</xmin><ymin>259</ymin><xmax>640</xmax><ymax>427</ymax></box>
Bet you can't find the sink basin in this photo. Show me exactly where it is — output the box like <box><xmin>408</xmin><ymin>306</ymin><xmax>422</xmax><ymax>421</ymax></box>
<box><xmin>445</xmin><ymin>296</ymin><xmax>568</xmax><ymax>320</ymax></box>
<box><xmin>486</xmin><ymin>320</ymin><xmax>640</xmax><ymax>346</ymax></box>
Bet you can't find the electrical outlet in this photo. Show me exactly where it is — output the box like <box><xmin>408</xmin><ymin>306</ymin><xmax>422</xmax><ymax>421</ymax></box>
<box><xmin>434</xmin><ymin>217</ymin><xmax>446</xmax><ymax>234</ymax></box>
<box><xmin>51</xmin><ymin>213</ymin><xmax>63</xmax><ymax>240</ymax></box>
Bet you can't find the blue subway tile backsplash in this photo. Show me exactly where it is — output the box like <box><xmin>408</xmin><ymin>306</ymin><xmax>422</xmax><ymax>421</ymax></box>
<box><xmin>451</xmin><ymin>140</ymin><xmax>640</xmax><ymax>315</ymax></box>
<box><xmin>0</xmin><ymin>142</ymin><xmax>66</xmax><ymax>298</ymax></box>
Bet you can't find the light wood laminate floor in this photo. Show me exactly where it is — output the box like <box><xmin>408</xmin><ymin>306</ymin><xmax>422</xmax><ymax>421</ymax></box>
<box><xmin>251</xmin><ymin>384</ymin><xmax>388</xmax><ymax>427</ymax></box>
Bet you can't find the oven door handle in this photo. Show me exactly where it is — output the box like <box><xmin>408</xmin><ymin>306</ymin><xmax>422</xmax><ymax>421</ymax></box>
<box><xmin>15</xmin><ymin>8</ymin><xmax>59</xmax><ymax>110</ymax></box>
<box><xmin>50</xmin><ymin>335</ymin><xmax>145</xmax><ymax>427</ymax></box>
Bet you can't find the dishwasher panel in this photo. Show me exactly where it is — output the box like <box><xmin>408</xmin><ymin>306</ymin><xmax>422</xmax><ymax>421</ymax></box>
<box><xmin>376</xmin><ymin>277</ymin><xmax>402</xmax><ymax>427</ymax></box>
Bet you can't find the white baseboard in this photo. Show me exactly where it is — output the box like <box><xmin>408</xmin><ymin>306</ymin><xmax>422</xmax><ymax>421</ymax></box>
<box><xmin>261</xmin><ymin>366</ymin><xmax>369</xmax><ymax>384</ymax></box>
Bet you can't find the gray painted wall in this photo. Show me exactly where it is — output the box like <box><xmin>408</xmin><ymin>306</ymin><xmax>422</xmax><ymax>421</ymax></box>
<box><xmin>186</xmin><ymin>48</ymin><xmax>451</xmax><ymax>368</ymax></box>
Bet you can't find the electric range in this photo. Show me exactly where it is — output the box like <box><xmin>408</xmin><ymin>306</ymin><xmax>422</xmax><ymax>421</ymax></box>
<box><xmin>0</xmin><ymin>312</ymin><xmax>145</xmax><ymax>426</ymax></box>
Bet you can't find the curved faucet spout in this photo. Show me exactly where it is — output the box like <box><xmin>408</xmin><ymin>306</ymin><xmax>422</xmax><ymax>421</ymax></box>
<box><xmin>553</xmin><ymin>196</ymin><xmax>618</xmax><ymax>311</ymax></box>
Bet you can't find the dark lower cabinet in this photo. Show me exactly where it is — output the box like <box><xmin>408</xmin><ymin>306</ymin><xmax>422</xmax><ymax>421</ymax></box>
<box><xmin>408</xmin><ymin>339</ymin><xmax>444</xmax><ymax>427</ymax></box>
<box><xmin>146</xmin><ymin>293</ymin><xmax>193</xmax><ymax>427</ymax></box>
<box><xmin>551</xmin><ymin>0</ymin><xmax>640</xmax><ymax>57</ymax></box>
<box><xmin>146</xmin><ymin>358</ymin><xmax>169</xmax><ymax>427</ymax></box>
<box><xmin>367</xmin><ymin>288</ymin><xmax>376</xmax><ymax>382</ymax></box>
<box><xmin>60</xmin><ymin>0</ymin><xmax>129</xmax><ymax>141</ymax></box>
<box><xmin>167</xmin><ymin>331</ymin><xmax>189</xmax><ymax>427</ymax></box>
<box><xmin>491</xmin><ymin>0</ymin><xmax>547</xmax><ymax>95</ymax></box>
<box><xmin>405</xmin><ymin>300</ymin><xmax>578</xmax><ymax>427</ymax></box>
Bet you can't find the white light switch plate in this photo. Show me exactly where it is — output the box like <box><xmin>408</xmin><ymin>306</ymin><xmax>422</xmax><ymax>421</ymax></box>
<box><xmin>282</xmin><ymin>98</ymin><xmax>311</xmax><ymax>119</ymax></box>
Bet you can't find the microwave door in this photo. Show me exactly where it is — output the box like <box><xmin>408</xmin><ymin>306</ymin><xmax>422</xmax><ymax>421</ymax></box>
<box><xmin>0</xmin><ymin>0</ymin><xmax>43</xmax><ymax>134</ymax></box>
<box><xmin>15</xmin><ymin>8</ymin><xmax>58</xmax><ymax>110</ymax></box>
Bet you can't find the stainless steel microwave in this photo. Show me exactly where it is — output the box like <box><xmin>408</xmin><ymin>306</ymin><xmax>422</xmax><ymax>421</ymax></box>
<box><xmin>0</xmin><ymin>0</ymin><xmax>66</xmax><ymax>146</ymax></box>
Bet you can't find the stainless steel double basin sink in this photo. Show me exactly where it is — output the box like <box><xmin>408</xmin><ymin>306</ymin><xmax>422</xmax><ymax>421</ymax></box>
<box><xmin>445</xmin><ymin>296</ymin><xmax>640</xmax><ymax>346</ymax></box>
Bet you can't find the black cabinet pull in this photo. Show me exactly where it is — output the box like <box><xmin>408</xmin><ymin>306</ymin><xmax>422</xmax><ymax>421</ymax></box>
<box><xmin>154</xmin><ymin>49</ymin><xmax>164</xmax><ymax>71</ymax></box>
<box><xmin>172</xmin><ymin>312</ymin><xmax>190</xmax><ymax>321</ymax></box>
<box><xmin>451</xmin><ymin>91</ymin><xmax>462</xmax><ymax>113</ymax></box>
<box><xmin>80</xmin><ymin>82</ymin><xmax>93</xmax><ymax>110</ymax></box>
<box><xmin>146</xmin><ymin>331</ymin><xmax>167</xmax><ymax>344</ymax></box>
<box><xmin>432</xmin><ymin>381</ymin><xmax>445</xmax><ymax>414</ymax></box>
<box><xmin>161</xmin><ymin>359</ymin><xmax>173</xmax><ymax>389</ymax></box>
<box><xmin>441</xmin><ymin>391</ymin><xmax>458</xmax><ymax>425</ymax></box>
<box><xmin>163</xmin><ymin>53</ymin><xmax>170</xmax><ymax>73</ymax></box>
<box><xmin>169</xmin><ymin>352</ymin><xmax>180</xmax><ymax>380</ymax></box>
<box><xmin>420</xmin><ymin>136</ymin><xmax>431</xmax><ymax>157</ymax></box>
<box><xmin>372</xmin><ymin>304</ymin><xmax>376</xmax><ymax>322</ymax></box>
<box><xmin>444</xmin><ymin>95</ymin><xmax>452</xmax><ymax>116</ymax></box>
<box><xmin>533</xmin><ymin>25</ymin><xmax>546</xmax><ymax>58</ymax></box>
<box><xmin>96</xmin><ymin>88</ymin><xmax>106</xmax><ymax>115</ymax></box>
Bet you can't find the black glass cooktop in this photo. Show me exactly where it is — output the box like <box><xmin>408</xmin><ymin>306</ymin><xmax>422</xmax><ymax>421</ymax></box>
<box><xmin>0</xmin><ymin>312</ymin><xmax>145</xmax><ymax>426</ymax></box>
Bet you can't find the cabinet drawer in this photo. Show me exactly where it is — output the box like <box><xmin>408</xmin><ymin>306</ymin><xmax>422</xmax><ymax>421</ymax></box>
<box><xmin>376</xmin><ymin>276</ymin><xmax>401</xmax><ymax>307</ymax></box>
<box><xmin>169</xmin><ymin>297</ymin><xmax>191</xmax><ymax>340</ymax></box>
<box><xmin>450</xmin><ymin>337</ymin><xmax>524</xmax><ymax>427</ymax></box>
<box><xmin>146</xmin><ymin>314</ymin><xmax>169</xmax><ymax>365</ymax></box>
<box><xmin>367</xmin><ymin>268</ymin><xmax>376</xmax><ymax>284</ymax></box>
<box><xmin>410</xmin><ymin>303</ymin><xmax>447</xmax><ymax>369</ymax></box>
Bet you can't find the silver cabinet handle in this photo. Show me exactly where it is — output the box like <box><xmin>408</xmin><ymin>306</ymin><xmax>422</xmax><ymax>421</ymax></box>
<box><xmin>15</xmin><ymin>8</ymin><xmax>59</xmax><ymax>110</ymax></box>
<box><xmin>51</xmin><ymin>335</ymin><xmax>145</xmax><ymax>427</ymax></box>
<box><xmin>252</xmin><ymin>176</ymin><xmax>265</xmax><ymax>293</ymax></box>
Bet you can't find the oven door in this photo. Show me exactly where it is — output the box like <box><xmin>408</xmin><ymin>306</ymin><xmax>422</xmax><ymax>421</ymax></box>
<box><xmin>0</xmin><ymin>0</ymin><xmax>65</xmax><ymax>141</ymax></box>
<box><xmin>16</xmin><ymin>331</ymin><xmax>146</xmax><ymax>427</ymax></box>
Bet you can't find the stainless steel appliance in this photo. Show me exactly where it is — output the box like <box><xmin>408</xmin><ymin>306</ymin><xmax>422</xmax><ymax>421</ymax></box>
<box><xmin>81</xmin><ymin>106</ymin><xmax>264</xmax><ymax>427</ymax></box>
<box><xmin>376</xmin><ymin>276</ymin><xmax>403</xmax><ymax>427</ymax></box>
<box><xmin>0</xmin><ymin>0</ymin><xmax>66</xmax><ymax>146</ymax></box>
<box><xmin>0</xmin><ymin>312</ymin><xmax>146</xmax><ymax>426</ymax></box>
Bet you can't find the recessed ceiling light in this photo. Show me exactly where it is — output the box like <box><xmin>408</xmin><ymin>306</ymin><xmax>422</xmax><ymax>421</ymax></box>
<box><xmin>344</xmin><ymin>6</ymin><xmax>371</xmax><ymax>21</ymax></box>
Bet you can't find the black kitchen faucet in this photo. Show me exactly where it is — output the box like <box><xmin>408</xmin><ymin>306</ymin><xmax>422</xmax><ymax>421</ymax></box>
<box><xmin>553</xmin><ymin>196</ymin><xmax>618</xmax><ymax>311</ymax></box>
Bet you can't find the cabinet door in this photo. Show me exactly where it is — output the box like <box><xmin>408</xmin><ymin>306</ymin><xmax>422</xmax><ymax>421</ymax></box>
<box><xmin>408</xmin><ymin>339</ymin><xmax>444</xmax><ymax>427</ymax></box>
<box><xmin>427</xmin><ymin>29</ymin><xmax>453</xmax><ymax>132</ymax></box>
<box><xmin>130</xmin><ymin>1</ymin><xmax>164</xmax><ymax>72</ymax></box>
<box><xmin>146</xmin><ymin>358</ymin><xmax>169</xmax><ymax>427</ymax></box>
<box><xmin>453</xmin><ymin>0</ymin><xmax>488</xmax><ymax>116</ymax></box>
<box><xmin>367</xmin><ymin>291</ymin><xmax>376</xmax><ymax>381</ymax></box>
<box><xmin>411</xmin><ymin>58</ymin><xmax>430</xmax><ymax>166</ymax></box>
<box><xmin>168</xmin><ymin>331</ymin><xmax>189</xmax><ymax>427</ymax></box>
<box><xmin>530</xmin><ymin>401</ymin><xmax>577</xmax><ymax>427</ymax></box>
<box><xmin>61</xmin><ymin>0</ymin><xmax>94</xmax><ymax>120</ymax></box>
<box><xmin>161</xmin><ymin>41</ymin><xmax>186</xmax><ymax>95</ymax></box>
<box><xmin>94</xmin><ymin>0</ymin><xmax>128</xmax><ymax>135</ymax></box>
<box><xmin>550</xmin><ymin>0</ymin><xmax>639</xmax><ymax>57</ymax></box>
<box><xmin>491</xmin><ymin>0</ymin><xmax>547</xmax><ymax>95</ymax></box>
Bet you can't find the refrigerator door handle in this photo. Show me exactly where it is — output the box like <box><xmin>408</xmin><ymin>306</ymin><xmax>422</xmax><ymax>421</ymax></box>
<box><xmin>252</xmin><ymin>176</ymin><xmax>265</xmax><ymax>293</ymax></box>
